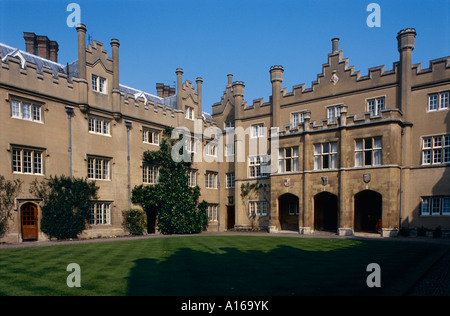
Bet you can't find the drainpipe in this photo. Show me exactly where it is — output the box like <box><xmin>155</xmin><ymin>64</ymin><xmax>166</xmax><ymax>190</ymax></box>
<box><xmin>217</xmin><ymin>157</ymin><xmax>220</xmax><ymax>232</ymax></box>
<box><xmin>399</xmin><ymin>127</ymin><xmax>404</xmax><ymax>230</ymax></box>
<box><xmin>65</xmin><ymin>106</ymin><xmax>74</xmax><ymax>178</ymax></box>
<box><xmin>125</xmin><ymin>120</ymin><xmax>132</xmax><ymax>210</ymax></box>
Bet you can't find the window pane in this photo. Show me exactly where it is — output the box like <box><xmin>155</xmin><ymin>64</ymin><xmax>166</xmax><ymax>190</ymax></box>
<box><xmin>32</xmin><ymin>105</ymin><xmax>41</xmax><ymax>121</ymax></box>
<box><xmin>92</xmin><ymin>75</ymin><xmax>98</xmax><ymax>91</ymax></box>
<box><xmin>22</xmin><ymin>103</ymin><xmax>31</xmax><ymax>120</ymax></box>
<box><xmin>103</xmin><ymin>121</ymin><xmax>110</xmax><ymax>135</ymax></box>
<box><xmin>421</xmin><ymin>198</ymin><xmax>430</xmax><ymax>216</ymax></box>
<box><xmin>89</xmin><ymin>204</ymin><xmax>95</xmax><ymax>225</ymax></box>
<box><xmin>377</xmin><ymin>98</ymin><xmax>385</xmax><ymax>112</ymax></box>
<box><xmin>355</xmin><ymin>152</ymin><xmax>363</xmax><ymax>167</ymax></box>
<box><xmin>431</xmin><ymin>198</ymin><xmax>441</xmax><ymax>215</ymax></box>
<box><xmin>429</xmin><ymin>94</ymin><xmax>438</xmax><ymax>110</ymax></box>
<box><xmin>355</xmin><ymin>140</ymin><xmax>363</xmax><ymax>151</ymax></box>
<box><xmin>23</xmin><ymin>150</ymin><xmax>32</xmax><ymax>173</ymax></box>
<box><xmin>433</xmin><ymin>149</ymin><xmax>442</xmax><ymax>163</ymax></box>
<box><xmin>34</xmin><ymin>151</ymin><xmax>42</xmax><ymax>174</ymax></box>
<box><xmin>252</xmin><ymin>125</ymin><xmax>258</xmax><ymax>137</ymax></box>
<box><xmin>95</xmin><ymin>159</ymin><xmax>102</xmax><ymax>179</ymax></box>
<box><xmin>423</xmin><ymin>150</ymin><xmax>431</xmax><ymax>164</ymax></box>
<box><xmin>87</xmin><ymin>159</ymin><xmax>94</xmax><ymax>178</ymax></box>
<box><xmin>99</xmin><ymin>77</ymin><xmax>105</xmax><ymax>93</ymax></box>
<box><xmin>423</xmin><ymin>138</ymin><xmax>432</xmax><ymax>148</ymax></box>
<box><xmin>440</xmin><ymin>92</ymin><xmax>449</xmax><ymax>109</ymax></box>
<box><xmin>293</xmin><ymin>158</ymin><xmax>299</xmax><ymax>172</ymax></box>
<box><xmin>285</xmin><ymin>159</ymin><xmax>291</xmax><ymax>172</ymax></box>
<box><xmin>434</xmin><ymin>136</ymin><xmax>442</xmax><ymax>148</ymax></box>
<box><xmin>331</xmin><ymin>142</ymin><xmax>337</xmax><ymax>153</ymax></box>
<box><xmin>12</xmin><ymin>100</ymin><xmax>21</xmax><ymax>117</ymax></box>
<box><xmin>259</xmin><ymin>124</ymin><xmax>264</xmax><ymax>137</ymax></box>
<box><xmin>444</xmin><ymin>148</ymin><xmax>450</xmax><ymax>163</ymax></box>
<box><xmin>314</xmin><ymin>144</ymin><xmax>321</xmax><ymax>155</ymax></box>
<box><xmin>285</xmin><ymin>148</ymin><xmax>292</xmax><ymax>158</ymax></box>
<box><xmin>373</xmin><ymin>150</ymin><xmax>382</xmax><ymax>165</ymax></box>
<box><xmin>442</xmin><ymin>198</ymin><xmax>450</xmax><ymax>215</ymax></box>
<box><xmin>322</xmin><ymin>143</ymin><xmax>329</xmax><ymax>154</ymax></box>
<box><xmin>89</xmin><ymin>118</ymin><xmax>95</xmax><ymax>132</ymax></box>
<box><xmin>365</xmin><ymin>138</ymin><xmax>372</xmax><ymax>149</ymax></box>
<box><xmin>368</xmin><ymin>99</ymin><xmax>375</xmax><ymax>115</ymax></box>
<box><xmin>331</xmin><ymin>154</ymin><xmax>337</xmax><ymax>169</ymax></box>
<box><xmin>12</xmin><ymin>149</ymin><xmax>21</xmax><ymax>172</ymax></box>
<box><xmin>96</xmin><ymin>120</ymin><xmax>102</xmax><ymax>133</ymax></box>
<box><xmin>103</xmin><ymin>160</ymin><xmax>109</xmax><ymax>179</ymax></box>
<box><xmin>445</xmin><ymin>136</ymin><xmax>450</xmax><ymax>147</ymax></box>
<box><xmin>374</xmin><ymin>137</ymin><xmax>382</xmax><ymax>149</ymax></box>
<box><xmin>322</xmin><ymin>155</ymin><xmax>329</xmax><ymax>169</ymax></box>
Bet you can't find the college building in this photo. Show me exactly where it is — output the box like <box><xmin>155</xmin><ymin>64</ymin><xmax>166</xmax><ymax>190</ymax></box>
<box><xmin>0</xmin><ymin>25</ymin><xmax>449</xmax><ymax>242</ymax></box>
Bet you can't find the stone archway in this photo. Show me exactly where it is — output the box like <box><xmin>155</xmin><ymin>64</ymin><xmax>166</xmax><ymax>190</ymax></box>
<box><xmin>354</xmin><ymin>190</ymin><xmax>382</xmax><ymax>233</ymax></box>
<box><xmin>278</xmin><ymin>193</ymin><xmax>299</xmax><ymax>232</ymax></box>
<box><xmin>314</xmin><ymin>192</ymin><xmax>338</xmax><ymax>232</ymax></box>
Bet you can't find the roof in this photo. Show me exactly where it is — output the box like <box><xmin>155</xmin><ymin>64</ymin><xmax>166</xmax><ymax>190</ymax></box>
<box><xmin>119</xmin><ymin>84</ymin><xmax>177</xmax><ymax>110</ymax></box>
<box><xmin>0</xmin><ymin>41</ymin><xmax>214</xmax><ymax>119</ymax></box>
<box><xmin>0</xmin><ymin>43</ymin><xmax>66</xmax><ymax>77</ymax></box>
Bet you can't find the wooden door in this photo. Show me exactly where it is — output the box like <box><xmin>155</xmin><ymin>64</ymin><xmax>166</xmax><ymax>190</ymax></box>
<box><xmin>226</xmin><ymin>206</ymin><xmax>235</xmax><ymax>230</ymax></box>
<box><xmin>21</xmin><ymin>203</ymin><xmax>38</xmax><ymax>241</ymax></box>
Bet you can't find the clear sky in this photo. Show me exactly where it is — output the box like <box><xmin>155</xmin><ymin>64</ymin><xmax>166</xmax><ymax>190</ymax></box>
<box><xmin>1</xmin><ymin>0</ymin><xmax>449</xmax><ymax>115</ymax></box>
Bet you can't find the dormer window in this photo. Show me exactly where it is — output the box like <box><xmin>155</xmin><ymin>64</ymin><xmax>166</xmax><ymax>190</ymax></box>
<box><xmin>92</xmin><ymin>74</ymin><xmax>106</xmax><ymax>93</ymax></box>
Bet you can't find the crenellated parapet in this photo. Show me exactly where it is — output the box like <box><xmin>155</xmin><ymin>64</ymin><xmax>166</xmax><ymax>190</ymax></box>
<box><xmin>0</xmin><ymin>54</ymin><xmax>76</xmax><ymax>102</ymax></box>
<box><xmin>279</xmin><ymin>107</ymin><xmax>405</xmax><ymax>136</ymax></box>
<box><xmin>0</xmin><ymin>40</ymin><xmax>214</xmax><ymax>131</ymax></box>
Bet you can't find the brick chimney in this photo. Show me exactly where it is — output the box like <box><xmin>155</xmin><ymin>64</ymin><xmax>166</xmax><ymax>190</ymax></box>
<box><xmin>156</xmin><ymin>83</ymin><xmax>164</xmax><ymax>97</ymax></box>
<box><xmin>156</xmin><ymin>83</ymin><xmax>176</xmax><ymax>97</ymax></box>
<box><xmin>23</xmin><ymin>32</ymin><xmax>59</xmax><ymax>63</ymax></box>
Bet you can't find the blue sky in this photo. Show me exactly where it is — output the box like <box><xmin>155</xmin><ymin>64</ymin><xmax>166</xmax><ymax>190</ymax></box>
<box><xmin>1</xmin><ymin>0</ymin><xmax>449</xmax><ymax>114</ymax></box>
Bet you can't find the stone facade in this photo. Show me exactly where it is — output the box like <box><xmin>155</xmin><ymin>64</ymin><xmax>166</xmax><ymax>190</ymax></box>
<box><xmin>0</xmin><ymin>26</ymin><xmax>449</xmax><ymax>242</ymax></box>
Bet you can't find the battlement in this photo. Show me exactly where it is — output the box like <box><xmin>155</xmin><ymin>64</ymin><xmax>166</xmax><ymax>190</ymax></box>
<box><xmin>279</xmin><ymin>107</ymin><xmax>404</xmax><ymax>136</ymax></box>
<box><xmin>0</xmin><ymin>39</ymin><xmax>215</xmax><ymax>130</ymax></box>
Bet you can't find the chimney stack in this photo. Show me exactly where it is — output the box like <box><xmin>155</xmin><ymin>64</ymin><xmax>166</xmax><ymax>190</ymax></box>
<box><xmin>23</xmin><ymin>32</ymin><xmax>59</xmax><ymax>62</ymax></box>
<box><xmin>156</xmin><ymin>83</ymin><xmax>164</xmax><ymax>97</ymax></box>
<box><xmin>331</xmin><ymin>37</ymin><xmax>339</xmax><ymax>54</ymax></box>
<box><xmin>156</xmin><ymin>83</ymin><xmax>176</xmax><ymax>98</ymax></box>
<box><xmin>397</xmin><ymin>28</ymin><xmax>416</xmax><ymax>118</ymax></box>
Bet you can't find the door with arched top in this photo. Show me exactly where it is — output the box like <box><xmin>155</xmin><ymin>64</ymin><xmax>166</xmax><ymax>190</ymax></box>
<box><xmin>21</xmin><ymin>203</ymin><xmax>38</xmax><ymax>241</ymax></box>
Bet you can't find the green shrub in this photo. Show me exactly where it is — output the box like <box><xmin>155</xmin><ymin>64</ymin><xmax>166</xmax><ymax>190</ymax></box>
<box><xmin>122</xmin><ymin>209</ymin><xmax>147</xmax><ymax>236</ymax></box>
<box><xmin>0</xmin><ymin>176</ymin><xmax>22</xmax><ymax>237</ymax></box>
<box><xmin>30</xmin><ymin>175</ymin><xmax>98</xmax><ymax>240</ymax></box>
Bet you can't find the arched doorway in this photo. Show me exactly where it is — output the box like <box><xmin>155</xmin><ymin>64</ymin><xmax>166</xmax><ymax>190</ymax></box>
<box><xmin>354</xmin><ymin>190</ymin><xmax>382</xmax><ymax>233</ymax></box>
<box><xmin>21</xmin><ymin>202</ymin><xmax>38</xmax><ymax>241</ymax></box>
<box><xmin>314</xmin><ymin>192</ymin><xmax>338</xmax><ymax>232</ymax></box>
<box><xmin>278</xmin><ymin>193</ymin><xmax>299</xmax><ymax>231</ymax></box>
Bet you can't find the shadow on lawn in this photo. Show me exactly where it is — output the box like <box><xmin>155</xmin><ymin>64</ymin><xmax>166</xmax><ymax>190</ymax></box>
<box><xmin>126</xmin><ymin>242</ymin><xmax>443</xmax><ymax>296</ymax></box>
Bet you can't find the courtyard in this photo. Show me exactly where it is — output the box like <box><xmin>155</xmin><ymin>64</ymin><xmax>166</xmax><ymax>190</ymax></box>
<box><xmin>0</xmin><ymin>233</ymin><xmax>447</xmax><ymax>296</ymax></box>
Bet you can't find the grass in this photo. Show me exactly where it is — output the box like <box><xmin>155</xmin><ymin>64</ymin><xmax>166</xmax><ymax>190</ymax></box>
<box><xmin>0</xmin><ymin>235</ymin><xmax>445</xmax><ymax>296</ymax></box>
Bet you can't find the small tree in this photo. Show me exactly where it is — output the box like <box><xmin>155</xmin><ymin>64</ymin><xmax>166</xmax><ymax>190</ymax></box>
<box><xmin>122</xmin><ymin>209</ymin><xmax>147</xmax><ymax>236</ymax></box>
<box><xmin>30</xmin><ymin>175</ymin><xmax>98</xmax><ymax>240</ymax></box>
<box><xmin>132</xmin><ymin>126</ymin><xmax>208</xmax><ymax>235</ymax></box>
<box><xmin>0</xmin><ymin>176</ymin><xmax>22</xmax><ymax>238</ymax></box>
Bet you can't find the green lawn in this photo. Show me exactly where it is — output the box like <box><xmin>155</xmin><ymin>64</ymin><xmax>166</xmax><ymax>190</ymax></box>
<box><xmin>0</xmin><ymin>235</ymin><xmax>445</xmax><ymax>296</ymax></box>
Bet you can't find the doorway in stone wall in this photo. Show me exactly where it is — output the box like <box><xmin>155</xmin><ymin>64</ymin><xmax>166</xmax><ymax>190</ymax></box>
<box><xmin>21</xmin><ymin>202</ymin><xmax>38</xmax><ymax>241</ymax></box>
<box><xmin>314</xmin><ymin>192</ymin><xmax>338</xmax><ymax>232</ymax></box>
<box><xmin>354</xmin><ymin>190</ymin><xmax>382</xmax><ymax>233</ymax></box>
<box><xmin>278</xmin><ymin>193</ymin><xmax>299</xmax><ymax>231</ymax></box>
